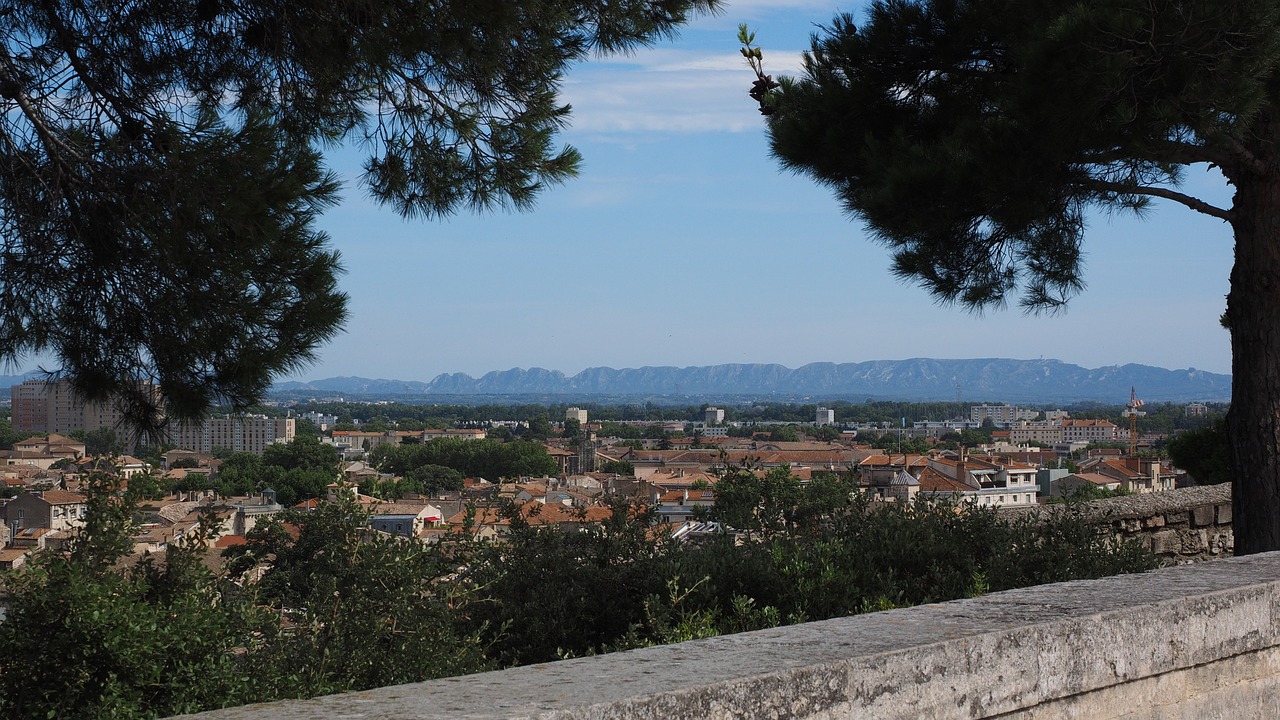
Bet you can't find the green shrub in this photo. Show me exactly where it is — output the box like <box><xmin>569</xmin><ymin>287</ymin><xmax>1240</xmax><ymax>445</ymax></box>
<box><xmin>0</xmin><ymin>477</ymin><xmax>1155</xmax><ymax>717</ymax></box>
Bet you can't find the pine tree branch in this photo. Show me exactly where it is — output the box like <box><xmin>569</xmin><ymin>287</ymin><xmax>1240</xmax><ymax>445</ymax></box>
<box><xmin>1082</xmin><ymin>136</ymin><xmax>1263</xmax><ymax>179</ymax></box>
<box><xmin>1083</xmin><ymin>140</ymin><xmax>1212</xmax><ymax>170</ymax></box>
<box><xmin>1145</xmin><ymin>138</ymin><xmax>1219</xmax><ymax>167</ymax></box>
<box><xmin>1201</xmin><ymin>131</ymin><xmax>1268</xmax><ymax>177</ymax></box>
<box><xmin>0</xmin><ymin>54</ymin><xmax>83</xmax><ymax>168</ymax></box>
<box><xmin>1084</xmin><ymin>179</ymin><xmax>1233</xmax><ymax>222</ymax></box>
<box><xmin>38</xmin><ymin>0</ymin><xmax>142</xmax><ymax>131</ymax></box>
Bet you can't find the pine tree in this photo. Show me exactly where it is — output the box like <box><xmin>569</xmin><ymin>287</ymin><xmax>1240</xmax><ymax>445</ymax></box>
<box><xmin>752</xmin><ymin>1</ymin><xmax>1280</xmax><ymax>553</ymax></box>
<box><xmin>0</xmin><ymin>0</ymin><xmax>720</xmax><ymax>432</ymax></box>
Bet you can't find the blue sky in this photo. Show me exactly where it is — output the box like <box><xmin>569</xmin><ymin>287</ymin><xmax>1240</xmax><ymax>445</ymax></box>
<box><xmin>284</xmin><ymin>0</ymin><xmax>1236</xmax><ymax>383</ymax></box>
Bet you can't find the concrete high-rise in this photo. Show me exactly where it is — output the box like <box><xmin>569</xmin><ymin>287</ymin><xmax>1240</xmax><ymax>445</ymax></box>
<box><xmin>166</xmin><ymin>415</ymin><xmax>295</xmax><ymax>455</ymax></box>
<box><xmin>10</xmin><ymin>379</ymin><xmax>160</xmax><ymax>441</ymax></box>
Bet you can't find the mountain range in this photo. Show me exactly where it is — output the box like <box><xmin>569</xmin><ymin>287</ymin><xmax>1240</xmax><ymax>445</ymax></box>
<box><xmin>270</xmin><ymin>359</ymin><xmax>1231</xmax><ymax>403</ymax></box>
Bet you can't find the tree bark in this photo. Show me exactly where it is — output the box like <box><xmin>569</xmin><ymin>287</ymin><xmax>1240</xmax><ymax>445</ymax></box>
<box><xmin>1227</xmin><ymin>110</ymin><xmax>1280</xmax><ymax>555</ymax></box>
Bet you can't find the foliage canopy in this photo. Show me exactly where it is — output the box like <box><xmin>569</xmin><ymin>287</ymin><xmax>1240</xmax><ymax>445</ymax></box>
<box><xmin>0</xmin><ymin>473</ymin><xmax>1154</xmax><ymax>717</ymax></box>
<box><xmin>760</xmin><ymin>1</ymin><xmax>1278</xmax><ymax>310</ymax></box>
<box><xmin>0</xmin><ymin>0</ymin><xmax>720</xmax><ymax>431</ymax></box>
<box><xmin>751</xmin><ymin>0</ymin><xmax>1280</xmax><ymax>551</ymax></box>
<box><xmin>369</xmin><ymin>437</ymin><xmax>557</xmax><ymax>481</ymax></box>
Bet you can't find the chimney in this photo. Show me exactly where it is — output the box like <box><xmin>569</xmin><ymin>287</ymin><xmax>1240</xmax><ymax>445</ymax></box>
<box><xmin>956</xmin><ymin>447</ymin><xmax>967</xmax><ymax>484</ymax></box>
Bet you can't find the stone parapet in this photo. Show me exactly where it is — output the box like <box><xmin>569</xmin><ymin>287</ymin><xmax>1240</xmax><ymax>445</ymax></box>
<box><xmin>1094</xmin><ymin>483</ymin><xmax>1232</xmax><ymax>563</ymax></box>
<box><xmin>179</xmin><ymin>550</ymin><xmax>1280</xmax><ymax>720</ymax></box>
<box><xmin>1001</xmin><ymin>483</ymin><xmax>1233</xmax><ymax>564</ymax></box>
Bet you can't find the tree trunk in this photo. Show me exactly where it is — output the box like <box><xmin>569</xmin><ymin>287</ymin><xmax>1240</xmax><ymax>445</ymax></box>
<box><xmin>1227</xmin><ymin>111</ymin><xmax>1280</xmax><ymax>555</ymax></box>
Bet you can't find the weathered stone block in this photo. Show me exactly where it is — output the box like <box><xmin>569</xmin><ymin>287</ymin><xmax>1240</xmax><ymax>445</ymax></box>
<box><xmin>1143</xmin><ymin>515</ymin><xmax>1166</xmax><ymax>528</ymax></box>
<box><xmin>1150</xmin><ymin>530</ymin><xmax>1181</xmax><ymax>556</ymax></box>
<box><xmin>1191</xmin><ymin>505</ymin><xmax>1215</xmax><ymax>528</ymax></box>
<box><xmin>1165</xmin><ymin>511</ymin><xmax>1190</xmax><ymax>526</ymax></box>
<box><xmin>1179</xmin><ymin>529</ymin><xmax>1207</xmax><ymax>555</ymax></box>
<box><xmin>1208</xmin><ymin>532</ymin><xmax>1232</xmax><ymax>556</ymax></box>
<box><xmin>1217</xmin><ymin>503</ymin><xmax>1233</xmax><ymax>525</ymax></box>
<box><xmin>1117</xmin><ymin>518</ymin><xmax>1143</xmax><ymax>533</ymax></box>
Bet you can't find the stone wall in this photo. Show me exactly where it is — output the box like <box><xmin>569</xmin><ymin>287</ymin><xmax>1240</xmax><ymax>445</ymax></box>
<box><xmin>1089</xmin><ymin>482</ymin><xmax>1232</xmax><ymax>563</ymax></box>
<box><xmin>998</xmin><ymin>482</ymin><xmax>1233</xmax><ymax>564</ymax></box>
<box><xmin>179</xmin><ymin>551</ymin><xmax>1280</xmax><ymax>720</ymax></box>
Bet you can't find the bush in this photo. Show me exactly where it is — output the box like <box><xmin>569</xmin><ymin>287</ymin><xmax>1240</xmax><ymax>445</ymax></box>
<box><xmin>0</xmin><ymin>477</ymin><xmax>275</xmax><ymax>718</ymax></box>
<box><xmin>0</xmin><ymin>478</ymin><xmax>1155</xmax><ymax>717</ymax></box>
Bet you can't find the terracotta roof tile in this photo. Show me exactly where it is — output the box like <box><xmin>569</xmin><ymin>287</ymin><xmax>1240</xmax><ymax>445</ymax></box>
<box><xmin>39</xmin><ymin>490</ymin><xmax>86</xmax><ymax>505</ymax></box>
<box><xmin>657</xmin><ymin>490</ymin><xmax>716</xmax><ymax>502</ymax></box>
<box><xmin>917</xmin><ymin>467</ymin><xmax>974</xmax><ymax>493</ymax></box>
<box><xmin>1070</xmin><ymin>472</ymin><xmax>1122</xmax><ymax>487</ymax></box>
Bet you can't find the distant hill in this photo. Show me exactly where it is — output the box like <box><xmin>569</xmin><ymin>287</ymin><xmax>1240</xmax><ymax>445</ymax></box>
<box><xmin>272</xmin><ymin>359</ymin><xmax>1231</xmax><ymax>403</ymax></box>
<box><xmin>0</xmin><ymin>371</ymin><xmax>44</xmax><ymax>389</ymax></box>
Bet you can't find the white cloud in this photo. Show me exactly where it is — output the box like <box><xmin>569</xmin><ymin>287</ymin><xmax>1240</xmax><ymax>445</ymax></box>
<box><xmin>587</xmin><ymin>46</ymin><xmax>807</xmax><ymax>74</ymax></box>
<box><xmin>562</xmin><ymin>182</ymin><xmax>633</xmax><ymax>209</ymax></box>
<box><xmin>696</xmin><ymin>0</ymin><xmax>841</xmax><ymax>18</ymax></box>
<box><xmin>649</xmin><ymin>54</ymin><xmax>750</xmax><ymax>73</ymax></box>
<box><xmin>722</xmin><ymin>0</ymin><xmax>839</xmax><ymax>8</ymax></box>
<box><xmin>563</xmin><ymin>48</ymin><xmax>806</xmax><ymax>134</ymax></box>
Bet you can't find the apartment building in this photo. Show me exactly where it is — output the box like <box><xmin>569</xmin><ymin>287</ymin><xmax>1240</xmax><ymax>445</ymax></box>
<box><xmin>299</xmin><ymin>411</ymin><xmax>338</xmax><ymax>430</ymax></box>
<box><xmin>1005</xmin><ymin>417</ymin><xmax>1121</xmax><ymax>445</ymax></box>
<box><xmin>167</xmin><ymin>415</ymin><xmax>295</xmax><ymax>455</ymax></box>
<box><xmin>920</xmin><ymin>454</ymin><xmax>1039</xmax><ymax>508</ymax></box>
<box><xmin>10</xmin><ymin>379</ymin><xmax>161</xmax><ymax>439</ymax></box>
<box><xmin>1060</xmin><ymin>419</ymin><xmax>1120</xmax><ymax>443</ymax></box>
<box><xmin>3</xmin><ymin>490</ymin><xmax>88</xmax><ymax>533</ymax></box>
<box><xmin>692</xmin><ymin>424</ymin><xmax>729</xmax><ymax>438</ymax></box>
<box><xmin>969</xmin><ymin>404</ymin><xmax>1038</xmax><ymax>427</ymax></box>
<box><xmin>10</xmin><ymin>380</ymin><xmax>48</xmax><ymax>433</ymax></box>
<box><xmin>1007</xmin><ymin>421</ymin><xmax>1065</xmax><ymax>445</ymax></box>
